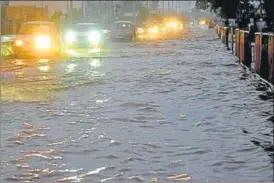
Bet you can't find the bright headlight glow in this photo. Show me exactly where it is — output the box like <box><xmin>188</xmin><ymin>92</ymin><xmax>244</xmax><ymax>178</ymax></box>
<box><xmin>35</xmin><ymin>35</ymin><xmax>50</xmax><ymax>49</ymax></box>
<box><xmin>168</xmin><ymin>22</ymin><xmax>177</xmax><ymax>29</ymax></box>
<box><xmin>15</xmin><ymin>40</ymin><xmax>23</xmax><ymax>47</ymax></box>
<box><xmin>103</xmin><ymin>30</ymin><xmax>109</xmax><ymax>34</ymax></box>
<box><xmin>200</xmin><ymin>20</ymin><xmax>206</xmax><ymax>25</ymax></box>
<box><xmin>89</xmin><ymin>31</ymin><xmax>101</xmax><ymax>45</ymax></box>
<box><xmin>137</xmin><ymin>28</ymin><xmax>144</xmax><ymax>33</ymax></box>
<box><xmin>148</xmin><ymin>27</ymin><xmax>158</xmax><ymax>34</ymax></box>
<box><xmin>65</xmin><ymin>31</ymin><xmax>76</xmax><ymax>44</ymax></box>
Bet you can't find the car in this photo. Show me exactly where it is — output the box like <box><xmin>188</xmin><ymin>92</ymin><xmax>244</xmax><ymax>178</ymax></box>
<box><xmin>110</xmin><ymin>21</ymin><xmax>136</xmax><ymax>41</ymax></box>
<box><xmin>136</xmin><ymin>22</ymin><xmax>167</xmax><ymax>40</ymax></box>
<box><xmin>164</xmin><ymin>20</ymin><xmax>185</xmax><ymax>39</ymax></box>
<box><xmin>13</xmin><ymin>21</ymin><xmax>61</xmax><ymax>58</ymax></box>
<box><xmin>63</xmin><ymin>23</ymin><xmax>105</xmax><ymax>49</ymax></box>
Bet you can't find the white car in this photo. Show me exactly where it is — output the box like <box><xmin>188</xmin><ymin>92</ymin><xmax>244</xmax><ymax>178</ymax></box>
<box><xmin>110</xmin><ymin>21</ymin><xmax>136</xmax><ymax>41</ymax></box>
<box><xmin>64</xmin><ymin>23</ymin><xmax>105</xmax><ymax>48</ymax></box>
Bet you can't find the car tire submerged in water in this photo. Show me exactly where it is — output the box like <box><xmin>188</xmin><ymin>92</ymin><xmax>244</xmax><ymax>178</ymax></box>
<box><xmin>127</xmin><ymin>35</ymin><xmax>133</xmax><ymax>42</ymax></box>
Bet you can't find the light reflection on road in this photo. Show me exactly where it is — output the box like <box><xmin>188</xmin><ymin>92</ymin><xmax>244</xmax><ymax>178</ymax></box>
<box><xmin>1</xmin><ymin>56</ymin><xmax>104</xmax><ymax>103</ymax></box>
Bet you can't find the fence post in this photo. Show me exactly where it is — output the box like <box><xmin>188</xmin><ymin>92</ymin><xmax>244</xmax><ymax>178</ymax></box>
<box><xmin>231</xmin><ymin>28</ymin><xmax>234</xmax><ymax>54</ymax></box>
<box><xmin>268</xmin><ymin>34</ymin><xmax>274</xmax><ymax>83</ymax></box>
<box><xmin>260</xmin><ymin>33</ymin><xmax>269</xmax><ymax>80</ymax></box>
<box><xmin>254</xmin><ymin>33</ymin><xmax>262</xmax><ymax>74</ymax></box>
<box><xmin>244</xmin><ymin>31</ymin><xmax>252</xmax><ymax>67</ymax></box>
<box><xmin>239</xmin><ymin>30</ymin><xmax>245</xmax><ymax>63</ymax></box>
<box><xmin>236</xmin><ymin>29</ymin><xmax>240</xmax><ymax>58</ymax></box>
<box><xmin>222</xmin><ymin>27</ymin><xmax>226</xmax><ymax>44</ymax></box>
<box><xmin>225</xmin><ymin>27</ymin><xmax>229</xmax><ymax>49</ymax></box>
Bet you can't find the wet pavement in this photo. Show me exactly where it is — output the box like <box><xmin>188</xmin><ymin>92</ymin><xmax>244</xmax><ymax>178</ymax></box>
<box><xmin>1</xmin><ymin>28</ymin><xmax>273</xmax><ymax>182</ymax></box>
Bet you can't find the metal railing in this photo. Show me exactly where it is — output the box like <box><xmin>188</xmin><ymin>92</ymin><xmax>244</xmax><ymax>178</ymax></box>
<box><xmin>216</xmin><ymin>25</ymin><xmax>274</xmax><ymax>87</ymax></box>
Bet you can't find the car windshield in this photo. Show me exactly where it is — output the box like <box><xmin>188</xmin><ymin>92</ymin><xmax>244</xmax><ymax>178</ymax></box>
<box><xmin>75</xmin><ymin>24</ymin><xmax>101</xmax><ymax>31</ymax></box>
<box><xmin>19</xmin><ymin>24</ymin><xmax>52</xmax><ymax>34</ymax></box>
<box><xmin>115</xmin><ymin>23</ymin><xmax>132</xmax><ymax>29</ymax></box>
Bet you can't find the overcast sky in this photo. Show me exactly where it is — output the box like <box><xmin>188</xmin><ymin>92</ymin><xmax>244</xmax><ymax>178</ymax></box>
<box><xmin>9</xmin><ymin>1</ymin><xmax>196</xmax><ymax>16</ymax></box>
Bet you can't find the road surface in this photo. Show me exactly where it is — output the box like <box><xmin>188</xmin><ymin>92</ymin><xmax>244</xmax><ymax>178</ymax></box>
<box><xmin>1</xmin><ymin>28</ymin><xmax>273</xmax><ymax>182</ymax></box>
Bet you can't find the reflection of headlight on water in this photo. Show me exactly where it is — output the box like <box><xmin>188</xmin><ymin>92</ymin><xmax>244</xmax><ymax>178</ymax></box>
<box><xmin>89</xmin><ymin>31</ymin><xmax>101</xmax><ymax>45</ymax></box>
<box><xmin>39</xmin><ymin>59</ymin><xmax>49</xmax><ymax>63</ymax></box>
<box><xmin>89</xmin><ymin>48</ymin><xmax>101</xmax><ymax>53</ymax></box>
<box><xmin>35</xmin><ymin>35</ymin><xmax>51</xmax><ymax>49</ymax></box>
<box><xmin>15</xmin><ymin>59</ymin><xmax>24</xmax><ymax>65</ymax></box>
<box><xmin>66</xmin><ymin>63</ymin><xmax>77</xmax><ymax>73</ymax></box>
<box><xmin>89</xmin><ymin>59</ymin><xmax>101</xmax><ymax>68</ymax></box>
<box><xmin>39</xmin><ymin>65</ymin><xmax>50</xmax><ymax>72</ymax></box>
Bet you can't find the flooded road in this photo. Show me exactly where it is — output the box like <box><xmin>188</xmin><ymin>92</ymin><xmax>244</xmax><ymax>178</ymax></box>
<box><xmin>1</xmin><ymin>28</ymin><xmax>273</xmax><ymax>182</ymax></box>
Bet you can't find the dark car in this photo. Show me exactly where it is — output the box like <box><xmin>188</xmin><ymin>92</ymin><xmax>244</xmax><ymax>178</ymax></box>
<box><xmin>110</xmin><ymin>21</ymin><xmax>136</xmax><ymax>41</ymax></box>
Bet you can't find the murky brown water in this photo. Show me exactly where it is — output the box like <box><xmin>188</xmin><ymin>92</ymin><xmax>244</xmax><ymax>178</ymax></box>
<box><xmin>1</xmin><ymin>28</ymin><xmax>273</xmax><ymax>182</ymax></box>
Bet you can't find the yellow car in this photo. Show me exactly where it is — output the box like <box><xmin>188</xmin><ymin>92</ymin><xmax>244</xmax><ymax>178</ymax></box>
<box><xmin>13</xmin><ymin>21</ymin><xmax>61</xmax><ymax>58</ymax></box>
<box><xmin>165</xmin><ymin>21</ymin><xmax>185</xmax><ymax>39</ymax></box>
<box><xmin>136</xmin><ymin>23</ymin><xmax>166</xmax><ymax>40</ymax></box>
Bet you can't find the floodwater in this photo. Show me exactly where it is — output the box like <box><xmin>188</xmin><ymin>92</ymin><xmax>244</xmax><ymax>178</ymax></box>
<box><xmin>1</xmin><ymin>28</ymin><xmax>273</xmax><ymax>182</ymax></box>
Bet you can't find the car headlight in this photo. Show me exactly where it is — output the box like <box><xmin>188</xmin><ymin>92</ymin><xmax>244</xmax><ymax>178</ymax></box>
<box><xmin>200</xmin><ymin>20</ymin><xmax>206</xmax><ymax>25</ymax></box>
<box><xmin>65</xmin><ymin>31</ymin><xmax>76</xmax><ymax>44</ymax></box>
<box><xmin>168</xmin><ymin>22</ymin><xmax>177</xmax><ymax>29</ymax></box>
<box><xmin>137</xmin><ymin>28</ymin><xmax>144</xmax><ymax>33</ymax></box>
<box><xmin>15</xmin><ymin>40</ymin><xmax>23</xmax><ymax>47</ymax></box>
<box><xmin>148</xmin><ymin>27</ymin><xmax>158</xmax><ymax>34</ymax></box>
<box><xmin>88</xmin><ymin>31</ymin><xmax>101</xmax><ymax>45</ymax></box>
<box><xmin>103</xmin><ymin>29</ymin><xmax>109</xmax><ymax>34</ymax></box>
<box><xmin>35</xmin><ymin>35</ymin><xmax>51</xmax><ymax>49</ymax></box>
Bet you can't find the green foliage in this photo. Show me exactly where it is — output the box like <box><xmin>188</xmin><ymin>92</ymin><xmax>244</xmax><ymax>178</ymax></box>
<box><xmin>197</xmin><ymin>0</ymin><xmax>240</xmax><ymax>18</ymax></box>
<box><xmin>1</xmin><ymin>43</ymin><xmax>13</xmax><ymax>57</ymax></box>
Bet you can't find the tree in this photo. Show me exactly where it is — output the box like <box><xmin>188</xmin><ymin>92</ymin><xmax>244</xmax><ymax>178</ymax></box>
<box><xmin>198</xmin><ymin>0</ymin><xmax>273</xmax><ymax>30</ymax></box>
<box><xmin>196</xmin><ymin>1</ymin><xmax>210</xmax><ymax>10</ymax></box>
<box><xmin>263</xmin><ymin>0</ymin><xmax>274</xmax><ymax>29</ymax></box>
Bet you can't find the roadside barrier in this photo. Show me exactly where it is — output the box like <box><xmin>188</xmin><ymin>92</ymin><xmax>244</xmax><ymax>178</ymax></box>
<box><xmin>254</xmin><ymin>33</ymin><xmax>262</xmax><ymax>74</ymax></box>
<box><xmin>235</xmin><ymin>29</ymin><xmax>240</xmax><ymax>58</ymax></box>
<box><xmin>230</xmin><ymin>28</ymin><xmax>234</xmax><ymax>53</ymax></box>
<box><xmin>268</xmin><ymin>34</ymin><xmax>274</xmax><ymax>83</ymax></box>
<box><xmin>216</xmin><ymin>25</ymin><xmax>274</xmax><ymax>85</ymax></box>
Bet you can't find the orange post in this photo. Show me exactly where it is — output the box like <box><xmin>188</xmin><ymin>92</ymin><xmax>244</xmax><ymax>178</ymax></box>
<box><xmin>254</xmin><ymin>33</ymin><xmax>262</xmax><ymax>74</ymax></box>
<box><xmin>239</xmin><ymin>30</ymin><xmax>245</xmax><ymax>63</ymax></box>
<box><xmin>235</xmin><ymin>29</ymin><xmax>240</xmax><ymax>58</ymax></box>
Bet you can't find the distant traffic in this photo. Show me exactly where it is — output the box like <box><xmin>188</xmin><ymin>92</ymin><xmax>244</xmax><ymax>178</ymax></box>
<box><xmin>12</xmin><ymin>16</ymin><xmax>212</xmax><ymax>58</ymax></box>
